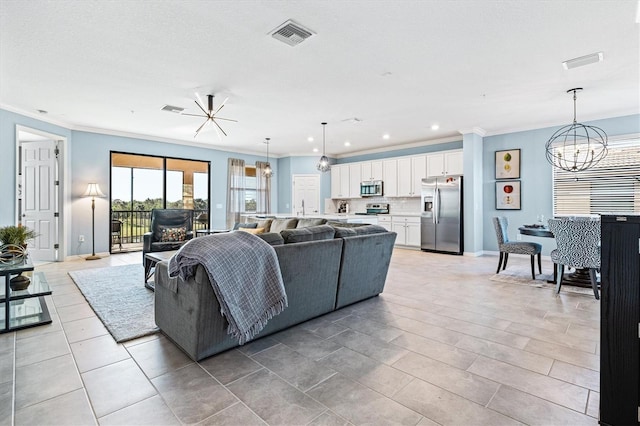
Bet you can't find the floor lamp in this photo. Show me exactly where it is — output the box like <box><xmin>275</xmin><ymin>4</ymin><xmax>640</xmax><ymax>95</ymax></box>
<box><xmin>83</xmin><ymin>183</ymin><xmax>105</xmax><ymax>260</ymax></box>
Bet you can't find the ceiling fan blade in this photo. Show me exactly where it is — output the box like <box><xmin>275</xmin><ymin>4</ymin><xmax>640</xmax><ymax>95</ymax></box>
<box><xmin>214</xmin><ymin>117</ymin><xmax>238</xmax><ymax>122</ymax></box>
<box><xmin>181</xmin><ymin>113</ymin><xmax>207</xmax><ymax>118</ymax></box>
<box><xmin>194</xmin><ymin>119</ymin><xmax>209</xmax><ymax>137</ymax></box>
<box><xmin>212</xmin><ymin>119</ymin><xmax>228</xmax><ymax>137</ymax></box>
<box><xmin>194</xmin><ymin>100</ymin><xmax>209</xmax><ymax>116</ymax></box>
<box><xmin>213</xmin><ymin>97</ymin><xmax>228</xmax><ymax>115</ymax></box>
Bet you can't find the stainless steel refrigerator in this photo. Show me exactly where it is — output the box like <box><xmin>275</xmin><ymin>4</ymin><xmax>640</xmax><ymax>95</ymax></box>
<box><xmin>420</xmin><ymin>176</ymin><xmax>463</xmax><ymax>254</ymax></box>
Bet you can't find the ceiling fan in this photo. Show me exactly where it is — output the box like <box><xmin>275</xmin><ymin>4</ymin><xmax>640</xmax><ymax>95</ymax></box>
<box><xmin>183</xmin><ymin>94</ymin><xmax>237</xmax><ymax>138</ymax></box>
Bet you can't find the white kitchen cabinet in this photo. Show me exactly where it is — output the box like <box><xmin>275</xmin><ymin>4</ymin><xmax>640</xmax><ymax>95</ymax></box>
<box><xmin>445</xmin><ymin>151</ymin><xmax>464</xmax><ymax>175</ymax></box>
<box><xmin>397</xmin><ymin>157</ymin><xmax>424</xmax><ymax>197</ymax></box>
<box><xmin>397</xmin><ymin>158</ymin><xmax>412</xmax><ymax>196</ymax></box>
<box><xmin>383</xmin><ymin>160</ymin><xmax>398</xmax><ymax>197</ymax></box>
<box><xmin>331</xmin><ymin>166</ymin><xmax>342</xmax><ymax>198</ymax></box>
<box><xmin>411</xmin><ymin>155</ymin><xmax>427</xmax><ymax>196</ymax></box>
<box><xmin>361</xmin><ymin>160</ymin><xmax>383</xmax><ymax>181</ymax></box>
<box><xmin>427</xmin><ymin>150</ymin><xmax>463</xmax><ymax>177</ymax></box>
<box><xmin>349</xmin><ymin>163</ymin><xmax>361</xmax><ymax>197</ymax></box>
<box><xmin>391</xmin><ymin>215</ymin><xmax>421</xmax><ymax>247</ymax></box>
<box><xmin>377</xmin><ymin>215</ymin><xmax>392</xmax><ymax>231</ymax></box>
<box><xmin>331</xmin><ymin>165</ymin><xmax>350</xmax><ymax>199</ymax></box>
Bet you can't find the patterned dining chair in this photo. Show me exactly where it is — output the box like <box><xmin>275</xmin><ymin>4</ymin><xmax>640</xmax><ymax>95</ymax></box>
<box><xmin>547</xmin><ymin>218</ymin><xmax>600</xmax><ymax>299</ymax></box>
<box><xmin>492</xmin><ymin>217</ymin><xmax>542</xmax><ymax>280</ymax></box>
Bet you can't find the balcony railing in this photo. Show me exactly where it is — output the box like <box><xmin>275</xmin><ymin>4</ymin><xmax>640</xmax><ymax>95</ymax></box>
<box><xmin>111</xmin><ymin>209</ymin><xmax>208</xmax><ymax>246</ymax></box>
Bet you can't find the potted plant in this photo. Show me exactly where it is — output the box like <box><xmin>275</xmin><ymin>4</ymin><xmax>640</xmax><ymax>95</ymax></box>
<box><xmin>0</xmin><ymin>224</ymin><xmax>37</xmax><ymax>249</ymax></box>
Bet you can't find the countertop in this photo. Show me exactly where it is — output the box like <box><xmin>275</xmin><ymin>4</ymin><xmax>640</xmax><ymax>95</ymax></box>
<box><xmin>242</xmin><ymin>213</ymin><xmax>421</xmax><ymax>219</ymax></box>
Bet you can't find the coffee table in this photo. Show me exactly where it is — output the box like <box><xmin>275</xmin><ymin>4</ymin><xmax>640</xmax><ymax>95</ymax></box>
<box><xmin>144</xmin><ymin>250</ymin><xmax>177</xmax><ymax>291</ymax></box>
<box><xmin>1</xmin><ymin>256</ymin><xmax>52</xmax><ymax>333</ymax></box>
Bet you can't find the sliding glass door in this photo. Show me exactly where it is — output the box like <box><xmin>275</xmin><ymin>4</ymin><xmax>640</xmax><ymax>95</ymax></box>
<box><xmin>110</xmin><ymin>152</ymin><xmax>210</xmax><ymax>252</ymax></box>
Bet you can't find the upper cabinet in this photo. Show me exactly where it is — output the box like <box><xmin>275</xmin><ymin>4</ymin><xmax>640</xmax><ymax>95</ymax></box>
<box><xmin>397</xmin><ymin>156</ymin><xmax>425</xmax><ymax>197</ymax></box>
<box><xmin>330</xmin><ymin>165</ymin><xmax>351</xmax><ymax>199</ymax></box>
<box><xmin>349</xmin><ymin>163</ymin><xmax>361</xmax><ymax>198</ymax></box>
<box><xmin>383</xmin><ymin>160</ymin><xmax>398</xmax><ymax>197</ymax></box>
<box><xmin>427</xmin><ymin>150</ymin><xmax>463</xmax><ymax>177</ymax></box>
<box><xmin>330</xmin><ymin>149</ymin><xmax>463</xmax><ymax>199</ymax></box>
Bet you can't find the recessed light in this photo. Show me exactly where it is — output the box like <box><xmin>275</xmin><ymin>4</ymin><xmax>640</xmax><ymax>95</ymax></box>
<box><xmin>312</xmin><ymin>148</ymin><xmax>318</xmax><ymax>153</ymax></box>
<box><xmin>344</xmin><ymin>141</ymin><xmax>351</xmax><ymax>147</ymax></box>
<box><xmin>431</xmin><ymin>124</ymin><xmax>439</xmax><ymax>131</ymax></box>
<box><xmin>382</xmin><ymin>134</ymin><xmax>390</xmax><ymax>140</ymax></box>
<box><xmin>307</xmin><ymin>136</ymin><xmax>314</xmax><ymax>142</ymax></box>
<box><xmin>562</xmin><ymin>52</ymin><xmax>603</xmax><ymax>70</ymax></box>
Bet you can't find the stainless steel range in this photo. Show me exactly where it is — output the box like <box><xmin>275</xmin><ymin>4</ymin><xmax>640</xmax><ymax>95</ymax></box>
<box><xmin>355</xmin><ymin>203</ymin><xmax>390</xmax><ymax>215</ymax></box>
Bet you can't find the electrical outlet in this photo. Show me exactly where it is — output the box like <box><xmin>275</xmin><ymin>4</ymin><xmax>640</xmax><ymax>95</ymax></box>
<box><xmin>79</xmin><ymin>235</ymin><xmax>85</xmax><ymax>242</ymax></box>
<box><xmin>516</xmin><ymin>234</ymin><xmax>522</xmax><ymax>241</ymax></box>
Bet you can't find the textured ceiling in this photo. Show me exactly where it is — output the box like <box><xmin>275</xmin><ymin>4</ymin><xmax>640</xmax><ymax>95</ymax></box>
<box><xmin>1</xmin><ymin>0</ymin><xmax>638</xmax><ymax>157</ymax></box>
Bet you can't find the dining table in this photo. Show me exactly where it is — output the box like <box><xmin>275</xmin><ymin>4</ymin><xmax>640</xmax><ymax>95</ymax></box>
<box><xmin>518</xmin><ymin>224</ymin><xmax>595</xmax><ymax>287</ymax></box>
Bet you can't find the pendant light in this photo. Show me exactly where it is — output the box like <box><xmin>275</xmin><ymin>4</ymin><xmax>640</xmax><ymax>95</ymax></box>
<box><xmin>545</xmin><ymin>88</ymin><xmax>608</xmax><ymax>174</ymax></box>
<box><xmin>263</xmin><ymin>138</ymin><xmax>273</xmax><ymax>178</ymax></box>
<box><xmin>317</xmin><ymin>122</ymin><xmax>330</xmax><ymax>172</ymax></box>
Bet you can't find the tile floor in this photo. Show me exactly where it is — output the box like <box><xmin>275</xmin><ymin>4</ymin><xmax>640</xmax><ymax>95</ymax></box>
<box><xmin>0</xmin><ymin>248</ymin><xmax>600</xmax><ymax>425</ymax></box>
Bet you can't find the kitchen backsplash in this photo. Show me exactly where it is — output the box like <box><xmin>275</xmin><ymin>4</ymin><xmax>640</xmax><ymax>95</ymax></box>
<box><xmin>325</xmin><ymin>197</ymin><xmax>420</xmax><ymax>214</ymax></box>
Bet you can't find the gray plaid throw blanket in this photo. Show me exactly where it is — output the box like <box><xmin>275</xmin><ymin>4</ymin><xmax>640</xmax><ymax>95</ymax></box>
<box><xmin>168</xmin><ymin>231</ymin><xmax>287</xmax><ymax>344</ymax></box>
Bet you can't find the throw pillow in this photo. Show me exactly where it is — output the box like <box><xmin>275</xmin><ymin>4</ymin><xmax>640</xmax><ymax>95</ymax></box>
<box><xmin>270</xmin><ymin>218</ymin><xmax>298</xmax><ymax>233</ymax></box>
<box><xmin>296</xmin><ymin>218</ymin><xmax>327</xmax><ymax>228</ymax></box>
<box><xmin>160</xmin><ymin>226</ymin><xmax>187</xmax><ymax>242</ymax></box>
<box><xmin>239</xmin><ymin>227</ymin><xmax>265</xmax><ymax>235</ymax></box>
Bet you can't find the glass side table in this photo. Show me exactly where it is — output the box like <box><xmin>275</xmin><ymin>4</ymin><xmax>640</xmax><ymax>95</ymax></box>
<box><xmin>0</xmin><ymin>256</ymin><xmax>52</xmax><ymax>333</ymax></box>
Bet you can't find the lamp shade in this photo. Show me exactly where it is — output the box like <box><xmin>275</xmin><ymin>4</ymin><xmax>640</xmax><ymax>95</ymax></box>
<box><xmin>83</xmin><ymin>183</ymin><xmax>105</xmax><ymax>198</ymax></box>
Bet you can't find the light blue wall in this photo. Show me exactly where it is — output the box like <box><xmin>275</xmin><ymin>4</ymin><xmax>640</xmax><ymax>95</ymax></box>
<box><xmin>336</xmin><ymin>141</ymin><xmax>463</xmax><ymax>164</ymax></box>
<box><xmin>482</xmin><ymin>114</ymin><xmax>640</xmax><ymax>255</ymax></box>
<box><xmin>276</xmin><ymin>156</ymin><xmax>332</xmax><ymax>213</ymax></box>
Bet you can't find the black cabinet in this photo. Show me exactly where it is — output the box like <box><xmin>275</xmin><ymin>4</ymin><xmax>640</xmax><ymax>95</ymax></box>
<box><xmin>600</xmin><ymin>214</ymin><xmax>640</xmax><ymax>426</ymax></box>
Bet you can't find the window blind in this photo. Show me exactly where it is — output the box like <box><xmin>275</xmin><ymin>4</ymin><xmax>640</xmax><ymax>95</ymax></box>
<box><xmin>553</xmin><ymin>135</ymin><xmax>640</xmax><ymax>215</ymax></box>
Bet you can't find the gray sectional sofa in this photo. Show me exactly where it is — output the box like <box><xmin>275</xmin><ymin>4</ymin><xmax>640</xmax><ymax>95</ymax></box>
<box><xmin>154</xmin><ymin>224</ymin><xmax>397</xmax><ymax>361</ymax></box>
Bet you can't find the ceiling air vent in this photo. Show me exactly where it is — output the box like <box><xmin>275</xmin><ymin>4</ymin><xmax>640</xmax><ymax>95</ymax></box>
<box><xmin>271</xmin><ymin>20</ymin><xmax>314</xmax><ymax>47</ymax></box>
<box><xmin>161</xmin><ymin>105</ymin><xmax>184</xmax><ymax>113</ymax></box>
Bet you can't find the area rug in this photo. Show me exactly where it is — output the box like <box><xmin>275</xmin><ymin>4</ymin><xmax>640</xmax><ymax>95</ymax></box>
<box><xmin>69</xmin><ymin>264</ymin><xmax>159</xmax><ymax>342</ymax></box>
<box><xmin>489</xmin><ymin>265</ymin><xmax>595</xmax><ymax>296</ymax></box>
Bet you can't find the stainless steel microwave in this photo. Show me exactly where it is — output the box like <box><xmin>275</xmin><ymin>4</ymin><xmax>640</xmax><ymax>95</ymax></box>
<box><xmin>360</xmin><ymin>180</ymin><xmax>383</xmax><ymax>197</ymax></box>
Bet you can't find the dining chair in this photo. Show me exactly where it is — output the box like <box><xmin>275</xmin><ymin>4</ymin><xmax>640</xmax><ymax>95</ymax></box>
<box><xmin>547</xmin><ymin>218</ymin><xmax>600</xmax><ymax>299</ymax></box>
<box><xmin>492</xmin><ymin>217</ymin><xmax>542</xmax><ymax>280</ymax></box>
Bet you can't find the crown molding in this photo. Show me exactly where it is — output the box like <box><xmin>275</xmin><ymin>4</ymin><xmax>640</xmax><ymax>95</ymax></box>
<box><xmin>335</xmin><ymin>135</ymin><xmax>462</xmax><ymax>159</ymax></box>
<box><xmin>457</xmin><ymin>127</ymin><xmax>486</xmax><ymax>137</ymax></box>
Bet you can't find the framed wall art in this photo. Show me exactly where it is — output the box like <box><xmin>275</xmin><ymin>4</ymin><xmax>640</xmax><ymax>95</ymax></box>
<box><xmin>495</xmin><ymin>149</ymin><xmax>521</xmax><ymax>179</ymax></box>
<box><xmin>496</xmin><ymin>181</ymin><xmax>521</xmax><ymax>210</ymax></box>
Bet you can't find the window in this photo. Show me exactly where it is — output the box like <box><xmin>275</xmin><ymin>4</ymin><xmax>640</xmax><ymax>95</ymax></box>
<box><xmin>553</xmin><ymin>135</ymin><xmax>640</xmax><ymax>215</ymax></box>
<box><xmin>244</xmin><ymin>166</ymin><xmax>257</xmax><ymax>213</ymax></box>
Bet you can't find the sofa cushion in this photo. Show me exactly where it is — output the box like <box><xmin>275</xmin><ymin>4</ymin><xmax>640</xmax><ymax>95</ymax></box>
<box><xmin>333</xmin><ymin>224</ymin><xmax>388</xmax><ymax>238</ymax></box>
<box><xmin>247</xmin><ymin>218</ymin><xmax>274</xmax><ymax>232</ymax></box>
<box><xmin>296</xmin><ymin>218</ymin><xmax>328</xmax><ymax>228</ymax></box>
<box><xmin>232</xmin><ymin>222</ymin><xmax>258</xmax><ymax>230</ymax></box>
<box><xmin>281</xmin><ymin>225</ymin><xmax>336</xmax><ymax>244</ymax></box>
<box><xmin>270</xmin><ymin>218</ymin><xmax>298</xmax><ymax>233</ymax></box>
<box><xmin>256</xmin><ymin>232</ymin><xmax>284</xmax><ymax>246</ymax></box>
<box><xmin>327</xmin><ymin>221</ymin><xmax>367</xmax><ymax>228</ymax></box>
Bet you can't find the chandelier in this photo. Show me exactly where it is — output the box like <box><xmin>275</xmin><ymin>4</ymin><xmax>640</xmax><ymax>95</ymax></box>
<box><xmin>263</xmin><ymin>138</ymin><xmax>273</xmax><ymax>178</ymax></box>
<box><xmin>545</xmin><ymin>88</ymin><xmax>607</xmax><ymax>173</ymax></box>
<box><xmin>317</xmin><ymin>122</ymin><xmax>330</xmax><ymax>172</ymax></box>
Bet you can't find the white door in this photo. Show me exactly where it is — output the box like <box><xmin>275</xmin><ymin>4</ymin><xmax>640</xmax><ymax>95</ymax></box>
<box><xmin>21</xmin><ymin>140</ymin><xmax>58</xmax><ymax>261</ymax></box>
<box><xmin>292</xmin><ymin>175</ymin><xmax>320</xmax><ymax>216</ymax></box>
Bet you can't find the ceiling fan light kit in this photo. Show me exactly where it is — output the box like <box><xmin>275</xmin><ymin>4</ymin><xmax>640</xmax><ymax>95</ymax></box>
<box><xmin>317</xmin><ymin>122</ymin><xmax>331</xmax><ymax>173</ymax></box>
<box><xmin>182</xmin><ymin>94</ymin><xmax>237</xmax><ymax>138</ymax></box>
<box><xmin>545</xmin><ymin>88</ymin><xmax>608</xmax><ymax>174</ymax></box>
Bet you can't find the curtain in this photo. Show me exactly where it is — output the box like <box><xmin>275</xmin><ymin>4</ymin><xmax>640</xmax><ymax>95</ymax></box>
<box><xmin>226</xmin><ymin>158</ymin><xmax>245</xmax><ymax>229</ymax></box>
<box><xmin>255</xmin><ymin>161</ymin><xmax>272</xmax><ymax>214</ymax></box>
